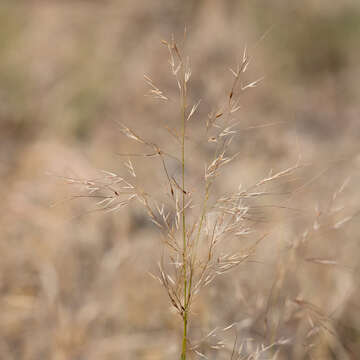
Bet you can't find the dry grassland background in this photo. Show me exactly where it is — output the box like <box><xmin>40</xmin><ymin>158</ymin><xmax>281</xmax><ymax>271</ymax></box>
<box><xmin>1</xmin><ymin>1</ymin><xmax>360</xmax><ymax>359</ymax></box>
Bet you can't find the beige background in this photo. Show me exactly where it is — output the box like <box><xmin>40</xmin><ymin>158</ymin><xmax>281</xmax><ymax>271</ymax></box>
<box><xmin>1</xmin><ymin>1</ymin><xmax>359</xmax><ymax>359</ymax></box>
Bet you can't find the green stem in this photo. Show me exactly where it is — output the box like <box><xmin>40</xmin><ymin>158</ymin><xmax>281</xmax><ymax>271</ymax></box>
<box><xmin>181</xmin><ymin>74</ymin><xmax>188</xmax><ymax>360</ymax></box>
<box><xmin>181</xmin><ymin>311</ymin><xmax>188</xmax><ymax>360</ymax></box>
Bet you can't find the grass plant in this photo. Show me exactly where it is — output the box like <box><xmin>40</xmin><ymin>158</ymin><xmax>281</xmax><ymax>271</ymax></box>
<box><xmin>61</xmin><ymin>35</ymin><xmax>355</xmax><ymax>359</ymax></box>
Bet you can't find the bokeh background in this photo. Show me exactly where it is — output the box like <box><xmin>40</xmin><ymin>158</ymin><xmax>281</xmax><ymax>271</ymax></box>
<box><xmin>1</xmin><ymin>1</ymin><xmax>359</xmax><ymax>359</ymax></box>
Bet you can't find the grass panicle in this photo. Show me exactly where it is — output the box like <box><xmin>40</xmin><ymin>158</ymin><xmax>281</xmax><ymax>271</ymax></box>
<box><xmin>61</xmin><ymin>36</ymin><xmax>354</xmax><ymax>359</ymax></box>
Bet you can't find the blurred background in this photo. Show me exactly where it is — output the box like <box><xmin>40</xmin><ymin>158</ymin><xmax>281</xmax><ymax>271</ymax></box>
<box><xmin>1</xmin><ymin>1</ymin><xmax>359</xmax><ymax>359</ymax></box>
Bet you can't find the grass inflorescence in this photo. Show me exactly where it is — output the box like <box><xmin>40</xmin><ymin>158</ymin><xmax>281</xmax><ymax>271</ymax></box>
<box><xmin>62</xmin><ymin>35</ymin><xmax>356</xmax><ymax>360</ymax></box>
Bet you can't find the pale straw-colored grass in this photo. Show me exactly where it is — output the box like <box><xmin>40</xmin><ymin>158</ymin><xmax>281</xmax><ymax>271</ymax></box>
<box><xmin>63</xmin><ymin>35</ymin><xmax>309</xmax><ymax>359</ymax></box>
